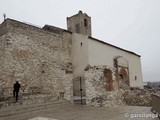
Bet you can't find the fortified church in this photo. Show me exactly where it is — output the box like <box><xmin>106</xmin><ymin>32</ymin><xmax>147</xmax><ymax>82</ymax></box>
<box><xmin>0</xmin><ymin>11</ymin><xmax>143</xmax><ymax>105</ymax></box>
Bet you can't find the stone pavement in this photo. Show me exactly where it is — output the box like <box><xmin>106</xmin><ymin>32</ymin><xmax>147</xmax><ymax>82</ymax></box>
<box><xmin>0</xmin><ymin>103</ymin><xmax>159</xmax><ymax>120</ymax></box>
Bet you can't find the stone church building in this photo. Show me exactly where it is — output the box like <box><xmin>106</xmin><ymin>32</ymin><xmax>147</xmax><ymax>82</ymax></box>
<box><xmin>0</xmin><ymin>11</ymin><xmax>143</xmax><ymax>105</ymax></box>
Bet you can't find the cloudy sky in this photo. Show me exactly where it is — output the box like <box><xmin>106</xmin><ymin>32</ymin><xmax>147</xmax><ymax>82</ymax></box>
<box><xmin>0</xmin><ymin>0</ymin><xmax>160</xmax><ymax>82</ymax></box>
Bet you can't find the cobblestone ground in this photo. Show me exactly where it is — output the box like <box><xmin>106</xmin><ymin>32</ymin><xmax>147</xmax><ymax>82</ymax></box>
<box><xmin>0</xmin><ymin>104</ymin><xmax>159</xmax><ymax>120</ymax></box>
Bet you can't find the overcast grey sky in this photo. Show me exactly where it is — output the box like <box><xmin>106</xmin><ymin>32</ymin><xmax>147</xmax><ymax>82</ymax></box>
<box><xmin>0</xmin><ymin>0</ymin><xmax>160</xmax><ymax>82</ymax></box>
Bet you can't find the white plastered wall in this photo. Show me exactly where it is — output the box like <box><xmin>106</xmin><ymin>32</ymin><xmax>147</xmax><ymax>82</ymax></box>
<box><xmin>71</xmin><ymin>33</ymin><xmax>89</xmax><ymax>77</ymax></box>
<box><xmin>71</xmin><ymin>33</ymin><xmax>143</xmax><ymax>89</ymax></box>
<box><xmin>88</xmin><ymin>38</ymin><xmax>143</xmax><ymax>89</ymax></box>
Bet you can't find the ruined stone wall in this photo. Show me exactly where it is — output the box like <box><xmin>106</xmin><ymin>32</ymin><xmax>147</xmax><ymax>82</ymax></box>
<box><xmin>0</xmin><ymin>19</ymin><xmax>73</xmax><ymax>102</ymax></box>
<box><xmin>0</xmin><ymin>22</ymin><xmax>6</xmax><ymax>97</ymax></box>
<box><xmin>0</xmin><ymin>22</ymin><xmax>7</xmax><ymax>36</ymax></box>
<box><xmin>84</xmin><ymin>65</ymin><xmax>157</xmax><ymax>107</ymax></box>
<box><xmin>85</xmin><ymin>65</ymin><xmax>122</xmax><ymax>107</ymax></box>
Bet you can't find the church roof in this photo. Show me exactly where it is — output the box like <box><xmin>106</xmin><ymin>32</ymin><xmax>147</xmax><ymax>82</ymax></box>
<box><xmin>88</xmin><ymin>36</ymin><xmax>141</xmax><ymax>57</ymax></box>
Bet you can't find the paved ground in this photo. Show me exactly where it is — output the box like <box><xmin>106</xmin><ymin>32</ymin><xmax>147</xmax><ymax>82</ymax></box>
<box><xmin>0</xmin><ymin>104</ymin><xmax>159</xmax><ymax>120</ymax></box>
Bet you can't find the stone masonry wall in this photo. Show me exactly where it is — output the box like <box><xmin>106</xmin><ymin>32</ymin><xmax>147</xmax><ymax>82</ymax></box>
<box><xmin>85</xmin><ymin>65</ymin><xmax>122</xmax><ymax>107</ymax></box>
<box><xmin>85</xmin><ymin>66</ymin><xmax>126</xmax><ymax>106</ymax></box>
<box><xmin>0</xmin><ymin>35</ymin><xmax>5</xmax><ymax>97</ymax></box>
<box><xmin>84</xmin><ymin>65</ymin><xmax>157</xmax><ymax>107</ymax></box>
<box><xmin>0</xmin><ymin>19</ymin><xmax>73</xmax><ymax>102</ymax></box>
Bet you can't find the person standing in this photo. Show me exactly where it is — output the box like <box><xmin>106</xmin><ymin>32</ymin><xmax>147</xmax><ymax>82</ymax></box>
<box><xmin>13</xmin><ymin>81</ymin><xmax>20</xmax><ymax>102</ymax></box>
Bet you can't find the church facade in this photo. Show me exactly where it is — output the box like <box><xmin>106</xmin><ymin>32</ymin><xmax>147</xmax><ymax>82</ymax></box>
<box><xmin>0</xmin><ymin>11</ymin><xmax>143</xmax><ymax>104</ymax></box>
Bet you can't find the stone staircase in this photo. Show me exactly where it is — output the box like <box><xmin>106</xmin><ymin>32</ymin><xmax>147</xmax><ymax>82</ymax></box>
<box><xmin>0</xmin><ymin>93</ymin><xmax>58</xmax><ymax>108</ymax></box>
<box><xmin>0</xmin><ymin>93</ymin><xmax>70</xmax><ymax>117</ymax></box>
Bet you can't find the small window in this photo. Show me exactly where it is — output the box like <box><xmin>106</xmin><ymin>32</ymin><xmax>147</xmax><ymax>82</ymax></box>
<box><xmin>135</xmin><ymin>76</ymin><xmax>137</xmax><ymax>80</ymax></box>
<box><xmin>84</xmin><ymin>18</ymin><xmax>88</xmax><ymax>27</ymax></box>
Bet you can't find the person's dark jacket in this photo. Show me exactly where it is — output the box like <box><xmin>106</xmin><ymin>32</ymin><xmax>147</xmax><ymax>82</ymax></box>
<box><xmin>14</xmin><ymin>82</ymin><xmax>20</xmax><ymax>92</ymax></box>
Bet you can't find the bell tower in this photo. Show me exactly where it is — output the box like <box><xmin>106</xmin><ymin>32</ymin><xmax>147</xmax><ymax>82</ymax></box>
<box><xmin>67</xmin><ymin>11</ymin><xmax>92</xmax><ymax>36</ymax></box>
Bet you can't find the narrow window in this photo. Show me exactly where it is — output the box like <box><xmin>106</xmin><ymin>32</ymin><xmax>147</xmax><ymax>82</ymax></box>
<box><xmin>135</xmin><ymin>76</ymin><xmax>137</xmax><ymax>80</ymax></box>
<box><xmin>84</xmin><ymin>18</ymin><xmax>88</xmax><ymax>27</ymax></box>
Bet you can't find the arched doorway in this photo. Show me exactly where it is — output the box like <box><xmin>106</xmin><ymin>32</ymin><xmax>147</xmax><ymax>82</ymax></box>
<box><xmin>113</xmin><ymin>56</ymin><xmax>130</xmax><ymax>88</ymax></box>
<box><xmin>119</xmin><ymin>67</ymin><xmax>129</xmax><ymax>86</ymax></box>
